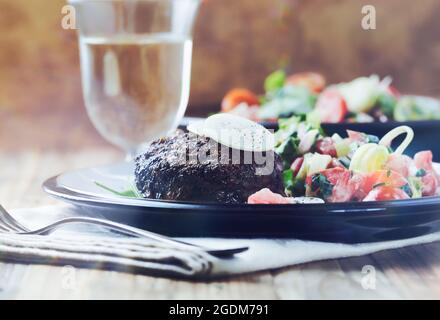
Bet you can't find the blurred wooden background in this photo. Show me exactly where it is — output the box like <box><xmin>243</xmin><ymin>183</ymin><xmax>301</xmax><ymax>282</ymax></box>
<box><xmin>0</xmin><ymin>0</ymin><xmax>439</xmax><ymax>150</ymax></box>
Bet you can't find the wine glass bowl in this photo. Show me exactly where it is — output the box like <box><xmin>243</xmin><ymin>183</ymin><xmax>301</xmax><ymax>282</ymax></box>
<box><xmin>70</xmin><ymin>0</ymin><xmax>201</xmax><ymax>158</ymax></box>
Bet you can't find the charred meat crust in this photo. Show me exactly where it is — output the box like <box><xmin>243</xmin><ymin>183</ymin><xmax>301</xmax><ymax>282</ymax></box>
<box><xmin>134</xmin><ymin>130</ymin><xmax>285</xmax><ymax>204</ymax></box>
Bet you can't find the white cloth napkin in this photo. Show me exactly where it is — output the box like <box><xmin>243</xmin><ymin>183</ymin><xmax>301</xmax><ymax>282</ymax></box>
<box><xmin>0</xmin><ymin>205</ymin><xmax>439</xmax><ymax>279</ymax></box>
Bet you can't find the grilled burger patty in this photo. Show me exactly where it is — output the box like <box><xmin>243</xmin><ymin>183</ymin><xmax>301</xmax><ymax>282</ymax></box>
<box><xmin>134</xmin><ymin>130</ymin><xmax>284</xmax><ymax>204</ymax></box>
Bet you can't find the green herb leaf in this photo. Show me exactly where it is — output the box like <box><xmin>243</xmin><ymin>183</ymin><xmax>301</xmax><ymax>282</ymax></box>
<box><xmin>264</xmin><ymin>70</ymin><xmax>286</xmax><ymax>93</ymax></box>
<box><xmin>401</xmin><ymin>183</ymin><xmax>413</xmax><ymax>198</ymax></box>
<box><xmin>258</xmin><ymin>86</ymin><xmax>315</xmax><ymax>120</ymax></box>
<box><xmin>311</xmin><ymin>174</ymin><xmax>333</xmax><ymax>199</ymax></box>
<box><xmin>408</xmin><ymin>176</ymin><xmax>423</xmax><ymax>198</ymax></box>
<box><xmin>338</xmin><ymin>157</ymin><xmax>351</xmax><ymax>169</ymax></box>
<box><xmin>95</xmin><ymin>181</ymin><xmax>140</xmax><ymax>198</ymax></box>
<box><xmin>290</xmin><ymin>178</ymin><xmax>306</xmax><ymax>196</ymax></box>
<box><xmin>278</xmin><ymin>115</ymin><xmax>301</xmax><ymax>130</ymax></box>
<box><xmin>376</xmin><ymin>92</ymin><xmax>397</xmax><ymax>118</ymax></box>
<box><xmin>276</xmin><ymin>136</ymin><xmax>301</xmax><ymax>169</ymax></box>
<box><xmin>372</xmin><ymin>182</ymin><xmax>386</xmax><ymax>189</ymax></box>
<box><xmin>367</xmin><ymin>134</ymin><xmax>380</xmax><ymax>144</ymax></box>
<box><xmin>282</xmin><ymin>169</ymin><xmax>293</xmax><ymax>187</ymax></box>
<box><xmin>415</xmin><ymin>168</ymin><xmax>427</xmax><ymax>177</ymax></box>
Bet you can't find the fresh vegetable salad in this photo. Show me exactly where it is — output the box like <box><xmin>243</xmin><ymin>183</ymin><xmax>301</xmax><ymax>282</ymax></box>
<box><xmin>248</xmin><ymin>116</ymin><xmax>440</xmax><ymax>204</ymax></box>
<box><xmin>222</xmin><ymin>71</ymin><xmax>440</xmax><ymax>123</ymax></box>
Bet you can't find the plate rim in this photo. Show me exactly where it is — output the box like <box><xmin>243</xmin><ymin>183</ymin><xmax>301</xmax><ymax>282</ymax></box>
<box><xmin>181</xmin><ymin>117</ymin><xmax>440</xmax><ymax>128</ymax></box>
<box><xmin>42</xmin><ymin>165</ymin><xmax>440</xmax><ymax>218</ymax></box>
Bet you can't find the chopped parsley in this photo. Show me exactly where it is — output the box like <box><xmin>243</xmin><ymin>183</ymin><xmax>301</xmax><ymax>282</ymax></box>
<box><xmin>264</xmin><ymin>70</ymin><xmax>286</xmax><ymax>93</ymax></box>
<box><xmin>372</xmin><ymin>182</ymin><xmax>386</xmax><ymax>189</ymax></box>
<box><xmin>95</xmin><ymin>182</ymin><xmax>140</xmax><ymax>198</ymax></box>
<box><xmin>283</xmin><ymin>169</ymin><xmax>306</xmax><ymax>195</ymax></box>
<box><xmin>339</xmin><ymin>157</ymin><xmax>351</xmax><ymax>169</ymax></box>
<box><xmin>401</xmin><ymin>183</ymin><xmax>413</xmax><ymax>198</ymax></box>
<box><xmin>276</xmin><ymin>136</ymin><xmax>300</xmax><ymax>169</ymax></box>
<box><xmin>366</xmin><ymin>134</ymin><xmax>380</xmax><ymax>144</ymax></box>
<box><xmin>415</xmin><ymin>168</ymin><xmax>427</xmax><ymax>177</ymax></box>
<box><xmin>311</xmin><ymin>174</ymin><xmax>333</xmax><ymax>199</ymax></box>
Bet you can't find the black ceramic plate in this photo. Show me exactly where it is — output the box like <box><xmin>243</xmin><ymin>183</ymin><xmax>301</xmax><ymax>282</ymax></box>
<box><xmin>265</xmin><ymin>120</ymin><xmax>440</xmax><ymax>160</ymax></box>
<box><xmin>43</xmin><ymin>162</ymin><xmax>440</xmax><ymax>243</ymax></box>
<box><xmin>180</xmin><ymin>118</ymin><xmax>440</xmax><ymax>160</ymax></box>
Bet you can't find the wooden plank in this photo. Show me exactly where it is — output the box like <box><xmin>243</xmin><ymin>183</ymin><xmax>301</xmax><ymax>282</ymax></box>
<box><xmin>1</xmin><ymin>246</ymin><xmax>440</xmax><ymax>299</ymax></box>
<box><xmin>272</xmin><ymin>259</ymin><xmax>381</xmax><ymax>300</ymax></box>
<box><xmin>370</xmin><ymin>245</ymin><xmax>440</xmax><ymax>299</ymax></box>
<box><xmin>337</xmin><ymin>255</ymin><xmax>403</xmax><ymax>299</ymax></box>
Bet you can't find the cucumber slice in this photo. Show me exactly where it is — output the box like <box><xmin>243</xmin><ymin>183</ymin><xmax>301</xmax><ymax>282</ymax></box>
<box><xmin>335</xmin><ymin>139</ymin><xmax>351</xmax><ymax>158</ymax></box>
<box><xmin>307</xmin><ymin>153</ymin><xmax>332</xmax><ymax>176</ymax></box>
<box><xmin>295</xmin><ymin>152</ymin><xmax>332</xmax><ymax>179</ymax></box>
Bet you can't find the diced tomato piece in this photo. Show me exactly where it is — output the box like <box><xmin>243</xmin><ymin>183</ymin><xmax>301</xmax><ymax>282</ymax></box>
<box><xmin>331</xmin><ymin>181</ymin><xmax>354</xmax><ymax>202</ymax></box>
<box><xmin>325</xmin><ymin>168</ymin><xmax>353</xmax><ymax>202</ymax></box>
<box><xmin>312</xmin><ymin>167</ymin><xmax>354</xmax><ymax>202</ymax></box>
<box><xmin>290</xmin><ymin>157</ymin><xmax>304</xmax><ymax>177</ymax></box>
<box><xmin>221</xmin><ymin>88</ymin><xmax>259</xmax><ymax>112</ymax></box>
<box><xmin>320</xmin><ymin>167</ymin><xmax>350</xmax><ymax>185</ymax></box>
<box><xmin>248</xmin><ymin>188</ymin><xmax>292</xmax><ymax>204</ymax></box>
<box><xmin>420</xmin><ymin>172</ymin><xmax>438</xmax><ymax>196</ymax></box>
<box><xmin>347</xmin><ymin>130</ymin><xmax>367</xmax><ymax>143</ymax></box>
<box><xmin>349</xmin><ymin>172</ymin><xmax>369</xmax><ymax>200</ymax></box>
<box><xmin>305</xmin><ymin>175</ymin><xmax>312</xmax><ymax>187</ymax></box>
<box><xmin>315</xmin><ymin>138</ymin><xmax>337</xmax><ymax>157</ymax></box>
<box><xmin>414</xmin><ymin>151</ymin><xmax>439</xmax><ymax>196</ymax></box>
<box><xmin>363</xmin><ymin>170</ymin><xmax>408</xmax><ymax>194</ymax></box>
<box><xmin>414</xmin><ymin>151</ymin><xmax>434</xmax><ymax>171</ymax></box>
<box><xmin>286</xmin><ymin>72</ymin><xmax>326</xmax><ymax>93</ymax></box>
<box><xmin>385</xmin><ymin>154</ymin><xmax>413</xmax><ymax>178</ymax></box>
<box><xmin>315</xmin><ymin>89</ymin><xmax>348</xmax><ymax>123</ymax></box>
<box><xmin>363</xmin><ymin>186</ymin><xmax>410</xmax><ymax>201</ymax></box>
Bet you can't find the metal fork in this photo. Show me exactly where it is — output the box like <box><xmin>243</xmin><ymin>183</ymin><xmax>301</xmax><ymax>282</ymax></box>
<box><xmin>0</xmin><ymin>205</ymin><xmax>248</xmax><ymax>258</ymax></box>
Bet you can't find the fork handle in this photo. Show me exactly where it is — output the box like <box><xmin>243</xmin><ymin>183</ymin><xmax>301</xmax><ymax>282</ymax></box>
<box><xmin>25</xmin><ymin>217</ymin><xmax>248</xmax><ymax>257</ymax></box>
<box><xmin>28</xmin><ymin>217</ymin><xmax>204</xmax><ymax>249</ymax></box>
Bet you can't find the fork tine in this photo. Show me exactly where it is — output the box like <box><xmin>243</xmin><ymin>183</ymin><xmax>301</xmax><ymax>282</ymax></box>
<box><xmin>0</xmin><ymin>215</ymin><xmax>20</xmax><ymax>232</ymax></box>
<box><xmin>0</xmin><ymin>205</ymin><xmax>28</xmax><ymax>232</ymax></box>
<box><xmin>0</xmin><ymin>223</ymin><xmax>13</xmax><ymax>233</ymax></box>
<box><xmin>0</xmin><ymin>208</ymin><xmax>17</xmax><ymax>232</ymax></box>
<box><xmin>0</xmin><ymin>205</ymin><xmax>30</xmax><ymax>232</ymax></box>
<box><xmin>0</xmin><ymin>216</ymin><xmax>16</xmax><ymax>233</ymax></box>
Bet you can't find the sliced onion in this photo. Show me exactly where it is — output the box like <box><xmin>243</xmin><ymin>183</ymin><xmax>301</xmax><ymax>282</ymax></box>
<box><xmin>379</xmin><ymin>125</ymin><xmax>414</xmax><ymax>155</ymax></box>
<box><xmin>349</xmin><ymin>143</ymin><xmax>389</xmax><ymax>173</ymax></box>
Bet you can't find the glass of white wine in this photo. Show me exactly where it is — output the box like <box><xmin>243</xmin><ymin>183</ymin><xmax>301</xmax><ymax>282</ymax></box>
<box><xmin>70</xmin><ymin>0</ymin><xmax>201</xmax><ymax>159</ymax></box>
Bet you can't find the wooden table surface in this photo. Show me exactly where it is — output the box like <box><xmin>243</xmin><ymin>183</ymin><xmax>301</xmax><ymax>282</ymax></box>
<box><xmin>0</xmin><ymin>112</ymin><xmax>440</xmax><ymax>300</ymax></box>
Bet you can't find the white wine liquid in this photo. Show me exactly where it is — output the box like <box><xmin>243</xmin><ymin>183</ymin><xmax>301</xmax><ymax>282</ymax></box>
<box><xmin>79</xmin><ymin>34</ymin><xmax>193</xmax><ymax>154</ymax></box>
